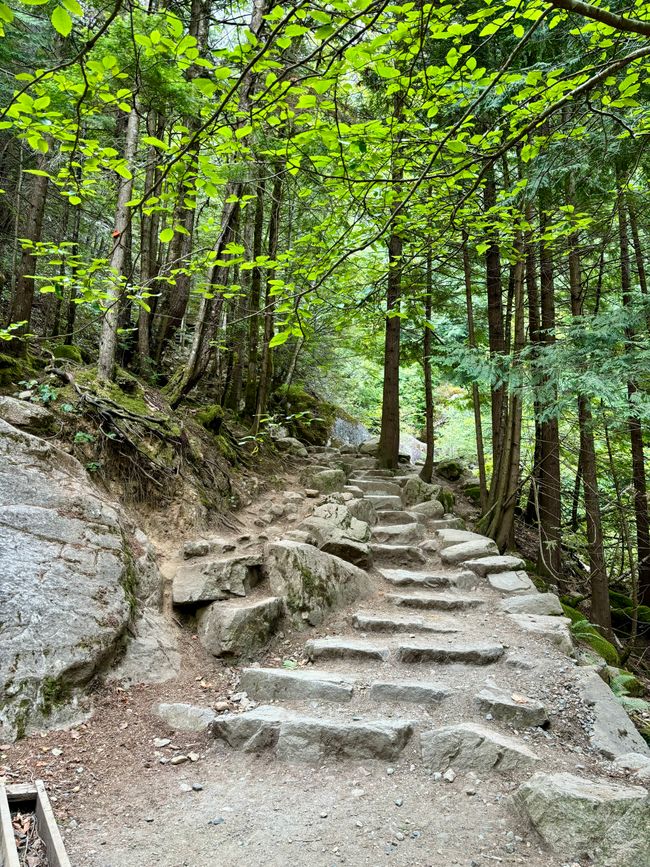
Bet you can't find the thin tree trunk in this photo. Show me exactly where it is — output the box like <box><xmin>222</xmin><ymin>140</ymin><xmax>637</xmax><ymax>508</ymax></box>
<box><xmin>537</xmin><ymin>189</ymin><xmax>563</xmax><ymax>584</ymax></box>
<box><xmin>244</xmin><ymin>173</ymin><xmax>266</xmax><ymax>417</ymax></box>
<box><xmin>137</xmin><ymin>111</ymin><xmax>162</xmax><ymax>366</ymax></box>
<box><xmin>64</xmin><ymin>204</ymin><xmax>81</xmax><ymax>344</ymax></box>
<box><xmin>463</xmin><ymin>230</ymin><xmax>487</xmax><ymax>508</ymax></box>
<box><xmin>484</xmin><ymin>166</ymin><xmax>505</xmax><ymax>466</ymax></box>
<box><xmin>252</xmin><ymin>169</ymin><xmax>282</xmax><ymax>433</ymax></box>
<box><xmin>420</xmin><ymin>244</ymin><xmax>434</xmax><ymax>483</ymax></box>
<box><xmin>524</xmin><ymin>203</ymin><xmax>543</xmax><ymax>523</ymax></box>
<box><xmin>97</xmin><ymin>107</ymin><xmax>139</xmax><ymax>381</ymax></box>
<box><xmin>6</xmin><ymin>161</ymin><xmax>49</xmax><ymax>355</ymax></box>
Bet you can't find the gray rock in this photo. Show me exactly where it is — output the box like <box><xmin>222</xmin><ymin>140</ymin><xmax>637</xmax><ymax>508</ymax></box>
<box><xmin>387</xmin><ymin>592</ymin><xmax>483</xmax><ymax>612</ymax></box>
<box><xmin>514</xmin><ymin>772</ymin><xmax>650</xmax><ymax>867</ymax></box>
<box><xmin>0</xmin><ymin>395</ymin><xmax>54</xmax><ymax>434</ymax></box>
<box><xmin>108</xmin><ymin>610</ymin><xmax>180</xmax><ymax>685</ymax></box>
<box><xmin>369</xmin><ymin>543</ymin><xmax>427</xmax><ymax>567</ymax></box>
<box><xmin>372</xmin><ymin>523</ymin><xmax>425</xmax><ymax>545</ymax></box>
<box><xmin>212</xmin><ymin>705</ymin><xmax>414</xmax><ymax>762</ymax></box>
<box><xmin>240</xmin><ymin>668</ymin><xmax>354</xmax><ymax>702</ymax></box>
<box><xmin>156</xmin><ymin>702</ymin><xmax>217</xmax><ymax>732</ymax></box>
<box><xmin>359</xmin><ymin>437</ymin><xmax>380</xmax><ymax>455</ymax></box>
<box><xmin>351</xmin><ymin>611</ymin><xmax>458</xmax><ymax>634</ymax></box>
<box><xmin>302</xmin><ymin>468</ymin><xmax>346</xmax><ymax>493</ymax></box>
<box><xmin>183</xmin><ymin>538</ymin><xmax>237</xmax><ymax>559</ymax></box>
<box><xmin>370</xmin><ymin>681</ymin><xmax>451</xmax><ymax>703</ymax></box>
<box><xmin>197</xmin><ymin>597</ymin><xmax>284</xmax><ymax>657</ymax></box>
<box><xmin>475</xmin><ymin>685</ymin><xmax>549</xmax><ymax>727</ymax></box>
<box><xmin>576</xmin><ymin>669</ymin><xmax>650</xmax><ymax>759</ymax></box>
<box><xmin>320</xmin><ymin>538</ymin><xmax>372</xmax><ymax>569</ymax></box>
<box><xmin>435</xmin><ymin>458</ymin><xmax>464</xmax><ymax>481</ymax></box>
<box><xmin>401</xmin><ymin>477</ymin><xmax>441</xmax><ymax>508</ymax></box>
<box><xmin>364</xmin><ymin>494</ymin><xmax>403</xmax><ymax>511</ymax></box>
<box><xmin>265</xmin><ymin>541</ymin><xmax>370</xmax><ymax>622</ymax></box>
<box><xmin>379</xmin><ymin>567</ymin><xmax>477</xmax><ymax>591</ymax></box>
<box><xmin>297</xmin><ymin>502</ymin><xmax>372</xmax><ymax>567</ymax></box>
<box><xmin>348</xmin><ymin>478</ymin><xmax>402</xmax><ymax>496</ymax></box>
<box><xmin>172</xmin><ymin>554</ymin><xmax>263</xmax><ymax>604</ymax></box>
<box><xmin>508</xmin><ymin>613</ymin><xmax>574</xmax><ymax>656</ymax></box>
<box><xmin>501</xmin><ymin>593</ymin><xmax>563</xmax><ymax>616</ymax></box>
<box><xmin>397</xmin><ymin>642</ymin><xmax>504</xmax><ymax>665</ymax></box>
<box><xmin>613</xmin><ymin>752</ymin><xmax>650</xmax><ymax>772</ymax></box>
<box><xmin>343</xmin><ymin>485</ymin><xmax>364</xmax><ymax>499</ymax></box>
<box><xmin>346</xmin><ymin>496</ymin><xmax>378</xmax><ymax>527</ymax></box>
<box><xmin>409</xmin><ymin>499</ymin><xmax>444</xmax><ymax>520</ymax></box>
<box><xmin>276</xmin><ymin>436</ymin><xmax>308</xmax><ymax>457</ymax></box>
<box><xmin>0</xmin><ymin>420</ymin><xmax>154</xmax><ymax>740</ymax></box>
<box><xmin>488</xmin><ymin>570</ymin><xmax>535</xmax><ymax>594</ymax></box>
<box><xmin>435</xmin><ymin>529</ymin><xmax>489</xmax><ymax>550</ymax></box>
<box><xmin>464</xmin><ymin>555</ymin><xmax>525</xmax><ymax>577</ymax></box>
<box><xmin>440</xmin><ymin>539</ymin><xmax>499</xmax><ymax>565</ymax></box>
<box><xmin>305</xmin><ymin>637</ymin><xmax>389</xmax><ymax>662</ymax></box>
<box><xmin>421</xmin><ymin>723</ymin><xmax>537</xmax><ymax>772</ymax></box>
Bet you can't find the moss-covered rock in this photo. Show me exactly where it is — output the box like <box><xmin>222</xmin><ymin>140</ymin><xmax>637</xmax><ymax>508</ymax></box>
<box><xmin>438</xmin><ymin>486</ymin><xmax>455</xmax><ymax>513</ymax></box>
<box><xmin>0</xmin><ymin>352</ymin><xmax>28</xmax><ymax>388</ymax></box>
<box><xmin>196</xmin><ymin>403</ymin><xmax>224</xmax><ymax>434</ymax></box>
<box><xmin>463</xmin><ymin>484</ymin><xmax>481</xmax><ymax>503</ymax></box>
<box><xmin>271</xmin><ymin>385</ymin><xmax>337</xmax><ymax>446</ymax></box>
<box><xmin>562</xmin><ymin>604</ymin><xmax>620</xmax><ymax>666</ymax></box>
<box><xmin>52</xmin><ymin>343</ymin><xmax>83</xmax><ymax>364</ymax></box>
<box><xmin>436</xmin><ymin>458</ymin><xmax>464</xmax><ymax>481</ymax></box>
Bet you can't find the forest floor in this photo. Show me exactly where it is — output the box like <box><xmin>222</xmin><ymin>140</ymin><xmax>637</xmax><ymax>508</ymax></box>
<box><xmin>0</xmin><ymin>456</ymin><xmax>636</xmax><ymax>867</ymax></box>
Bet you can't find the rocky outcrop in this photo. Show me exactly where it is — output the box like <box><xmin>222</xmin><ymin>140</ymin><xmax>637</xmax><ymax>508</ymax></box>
<box><xmin>172</xmin><ymin>553</ymin><xmax>264</xmax><ymax>604</ymax></box>
<box><xmin>515</xmin><ymin>772</ymin><xmax>650</xmax><ymax>867</ymax></box>
<box><xmin>0</xmin><ymin>419</ymin><xmax>157</xmax><ymax>740</ymax></box>
<box><xmin>0</xmin><ymin>395</ymin><xmax>54</xmax><ymax>434</ymax></box>
<box><xmin>297</xmin><ymin>502</ymin><xmax>372</xmax><ymax>568</ymax></box>
<box><xmin>265</xmin><ymin>541</ymin><xmax>370</xmax><ymax>625</ymax></box>
<box><xmin>197</xmin><ymin>597</ymin><xmax>284</xmax><ymax>657</ymax></box>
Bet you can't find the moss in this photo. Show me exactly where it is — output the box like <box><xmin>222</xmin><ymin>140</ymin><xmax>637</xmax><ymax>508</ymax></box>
<box><xmin>271</xmin><ymin>385</ymin><xmax>337</xmax><ymax>446</ymax></box>
<box><xmin>39</xmin><ymin>675</ymin><xmax>71</xmax><ymax>718</ymax></box>
<box><xmin>438</xmin><ymin>486</ymin><xmax>455</xmax><ymax>513</ymax></box>
<box><xmin>0</xmin><ymin>352</ymin><xmax>30</xmax><ymax>388</ymax></box>
<box><xmin>196</xmin><ymin>404</ymin><xmax>225</xmax><ymax>434</ymax></box>
<box><xmin>464</xmin><ymin>484</ymin><xmax>481</xmax><ymax>503</ymax></box>
<box><xmin>215</xmin><ymin>433</ymin><xmax>237</xmax><ymax>462</ymax></box>
<box><xmin>14</xmin><ymin>698</ymin><xmax>31</xmax><ymax>740</ymax></box>
<box><xmin>52</xmin><ymin>343</ymin><xmax>83</xmax><ymax>363</ymax></box>
<box><xmin>562</xmin><ymin>604</ymin><xmax>620</xmax><ymax>665</ymax></box>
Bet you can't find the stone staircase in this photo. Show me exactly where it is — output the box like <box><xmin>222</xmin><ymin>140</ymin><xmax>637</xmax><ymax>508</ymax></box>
<box><xmin>166</xmin><ymin>442</ymin><xmax>650</xmax><ymax>865</ymax></box>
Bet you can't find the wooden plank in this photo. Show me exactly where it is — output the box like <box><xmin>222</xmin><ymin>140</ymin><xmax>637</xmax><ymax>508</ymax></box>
<box><xmin>0</xmin><ymin>782</ymin><xmax>20</xmax><ymax>867</ymax></box>
<box><xmin>33</xmin><ymin>781</ymin><xmax>72</xmax><ymax>867</ymax></box>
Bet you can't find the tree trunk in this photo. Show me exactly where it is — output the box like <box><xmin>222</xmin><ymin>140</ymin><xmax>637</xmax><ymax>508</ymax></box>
<box><xmin>524</xmin><ymin>202</ymin><xmax>543</xmax><ymax>523</ymax></box>
<box><xmin>6</xmin><ymin>161</ymin><xmax>49</xmax><ymax>356</ymax></box>
<box><xmin>484</xmin><ymin>166</ymin><xmax>505</xmax><ymax>465</ymax></box>
<box><xmin>244</xmin><ymin>173</ymin><xmax>266</xmax><ymax>417</ymax></box>
<box><xmin>252</xmin><ymin>169</ymin><xmax>282</xmax><ymax>434</ymax></box>
<box><xmin>567</xmin><ymin>172</ymin><xmax>610</xmax><ymax>632</ymax></box>
<box><xmin>137</xmin><ymin>111</ymin><xmax>163</xmax><ymax>366</ymax></box>
<box><xmin>97</xmin><ymin>107</ymin><xmax>139</xmax><ymax>381</ymax></box>
<box><xmin>618</xmin><ymin>167</ymin><xmax>650</xmax><ymax>606</ymax></box>
<box><xmin>420</xmin><ymin>244</ymin><xmax>434</xmax><ymax>483</ymax></box>
<box><xmin>537</xmin><ymin>190</ymin><xmax>563</xmax><ymax>584</ymax></box>
<box><xmin>463</xmin><ymin>230</ymin><xmax>487</xmax><ymax>508</ymax></box>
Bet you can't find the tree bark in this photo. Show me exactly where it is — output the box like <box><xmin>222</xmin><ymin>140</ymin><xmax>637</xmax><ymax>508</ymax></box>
<box><xmin>6</xmin><ymin>160</ymin><xmax>49</xmax><ymax>356</ymax></box>
<box><xmin>244</xmin><ymin>172</ymin><xmax>266</xmax><ymax>417</ymax></box>
<box><xmin>97</xmin><ymin>107</ymin><xmax>139</xmax><ymax>381</ymax></box>
<box><xmin>463</xmin><ymin>230</ymin><xmax>487</xmax><ymax>508</ymax></box>
<box><xmin>420</xmin><ymin>243</ymin><xmax>434</xmax><ymax>483</ymax></box>
<box><xmin>484</xmin><ymin>166</ymin><xmax>505</xmax><ymax>465</ymax></box>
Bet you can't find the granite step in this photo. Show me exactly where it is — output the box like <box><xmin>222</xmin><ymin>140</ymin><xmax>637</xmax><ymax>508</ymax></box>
<box><xmin>376</xmin><ymin>509</ymin><xmax>426</xmax><ymax>525</ymax></box>
<box><xmin>304</xmin><ymin>637</ymin><xmax>389</xmax><ymax>662</ymax></box>
<box><xmin>369</xmin><ymin>543</ymin><xmax>427</xmax><ymax>567</ymax></box>
<box><xmin>440</xmin><ymin>539</ymin><xmax>499</xmax><ymax>565</ymax></box>
<box><xmin>386</xmin><ymin>592</ymin><xmax>484</xmax><ymax>611</ymax></box>
<box><xmin>364</xmin><ymin>494</ymin><xmax>403</xmax><ymax>511</ymax></box>
<box><xmin>240</xmin><ymin>667</ymin><xmax>355</xmax><ymax>702</ymax></box>
<box><xmin>396</xmin><ymin>641</ymin><xmax>505</xmax><ymax>665</ymax></box>
<box><xmin>379</xmin><ymin>567</ymin><xmax>478</xmax><ymax>591</ymax></box>
<box><xmin>348</xmin><ymin>478</ymin><xmax>402</xmax><ymax>496</ymax></box>
<box><xmin>351</xmin><ymin>611</ymin><xmax>459</xmax><ymax>634</ymax></box>
<box><xmin>372</xmin><ymin>523</ymin><xmax>426</xmax><ymax>545</ymax></box>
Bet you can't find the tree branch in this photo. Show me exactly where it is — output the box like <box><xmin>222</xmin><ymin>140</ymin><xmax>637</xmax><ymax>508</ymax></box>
<box><xmin>546</xmin><ymin>0</ymin><xmax>650</xmax><ymax>37</ymax></box>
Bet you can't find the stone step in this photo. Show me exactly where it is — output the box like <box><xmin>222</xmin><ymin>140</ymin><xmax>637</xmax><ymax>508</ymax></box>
<box><xmin>197</xmin><ymin>596</ymin><xmax>284</xmax><ymax>657</ymax></box>
<box><xmin>420</xmin><ymin>722</ymin><xmax>537</xmax><ymax>772</ymax></box>
<box><xmin>212</xmin><ymin>706</ymin><xmax>414</xmax><ymax>762</ymax></box>
<box><xmin>429</xmin><ymin>516</ymin><xmax>465</xmax><ymax>531</ymax></box>
<box><xmin>369</xmin><ymin>543</ymin><xmax>427</xmax><ymax>567</ymax></box>
<box><xmin>364</xmin><ymin>494</ymin><xmax>403</xmax><ymax>510</ymax></box>
<box><xmin>387</xmin><ymin>592</ymin><xmax>483</xmax><ymax>611</ymax></box>
<box><xmin>372</xmin><ymin>523</ymin><xmax>426</xmax><ymax>545</ymax></box>
<box><xmin>440</xmin><ymin>538</ymin><xmax>499</xmax><ymax>565</ymax></box>
<box><xmin>397</xmin><ymin>641</ymin><xmax>505</xmax><ymax>665</ymax></box>
<box><xmin>173</xmin><ymin>553</ymin><xmax>264</xmax><ymax>604</ymax></box>
<box><xmin>348</xmin><ymin>478</ymin><xmax>402</xmax><ymax>496</ymax></box>
<box><xmin>355</xmin><ymin>469</ymin><xmax>395</xmax><ymax>479</ymax></box>
<box><xmin>351</xmin><ymin>611</ymin><xmax>459</xmax><ymax>634</ymax></box>
<box><xmin>370</xmin><ymin>680</ymin><xmax>451</xmax><ymax>704</ymax></box>
<box><xmin>376</xmin><ymin>509</ymin><xmax>425</xmax><ymax>525</ymax></box>
<box><xmin>501</xmin><ymin>593</ymin><xmax>563</xmax><ymax>616</ymax></box>
<box><xmin>487</xmin><ymin>570</ymin><xmax>535</xmax><ymax>594</ymax></box>
<box><xmin>435</xmin><ymin>529</ymin><xmax>491</xmax><ymax>551</ymax></box>
<box><xmin>379</xmin><ymin>567</ymin><xmax>478</xmax><ymax>590</ymax></box>
<box><xmin>507</xmin><ymin>613</ymin><xmax>574</xmax><ymax>656</ymax></box>
<box><xmin>304</xmin><ymin>637</ymin><xmax>389</xmax><ymax>662</ymax></box>
<box><xmin>464</xmin><ymin>555</ymin><xmax>526</xmax><ymax>577</ymax></box>
<box><xmin>240</xmin><ymin>667</ymin><xmax>354</xmax><ymax>703</ymax></box>
<box><xmin>475</xmin><ymin>685</ymin><xmax>549</xmax><ymax>728</ymax></box>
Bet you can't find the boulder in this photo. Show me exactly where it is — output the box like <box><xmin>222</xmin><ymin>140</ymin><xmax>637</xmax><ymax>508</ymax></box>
<box><xmin>297</xmin><ymin>502</ymin><xmax>372</xmax><ymax>568</ymax></box>
<box><xmin>514</xmin><ymin>772</ymin><xmax>650</xmax><ymax>867</ymax></box>
<box><xmin>265</xmin><ymin>541</ymin><xmax>371</xmax><ymax>623</ymax></box>
<box><xmin>302</xmin><ymin>467</ymin><xmax>346</xmax><ymax>493</ymax></box>
<box><xmin>275</xmin><ymin>436</ymin><xmax>308</xmax><ymax>457</ymax></box>
<box><xmin>108</xmin><ymin>610</ymin><xmax>180</xmax><ymax>685</ymax></box>
<box><xmin>155</xmin><ymin>702</ymin><xmax>216</xmax><ymax>732</ymax></box>
<box><xmin>197</xmin><ymin>597</ymin><xmax>284</xmax><ymax>657</ymax></box>
<box><xmin>576</xmin><ymin>669</ymin><xmax>650</xmax><ymax>759</ymax></box>
<box><xmin>420</xmin><ymin>722</ymin><xmax>537</xmax><ymax>772</ymax></box>
<box><xmin>172</xmin><ymin>554</ymin><xmax>263</xmax><ymax>604</ymax></box>
<box><xmin>409</xmin><ymin>499</ymin><xmax>444</xmax><ymax>520</ymax></box>
<box><xmin>182</xmin><ymin>538</ymin><xmax>237</xmax><ymax>559</ymax></box>
<box><xmin>440</xmin><ymin>539</ymin><xmax>499</xmax><ymax>564</ymax></box>
<box><xmin>359</xmin><ymin>437</ymin><xmax>379</xmax><ymax>455</ymax></box>
<box><xmin>0</xmin><ymin>420</ymin><xmax>155</xmax><ymax>740</ymax></box>
<box><xmin>488</xmin><ymin>570</ymin><xmax>535</xmax><ymax>594</ymax></box>
<box><xmin>0</xmin><ymin>395</ymin><xmax>54</xmax><ymax>434</ymax></box>
<box><xmin>346</xmin><ymin>496</ymin><xmax>378</xmax><ymax>526</ymax></box>
<box><xmin>464</xmin><ymin>555</ymin><xmax>525</xmax><ymax>577</ymax></box>
<box><xmin>401</xmin><ymin>477</ymin><xmax>441</xmax><ymax>508</ymax></box>
<box><xmin>435</xmin><ymin>458</ymin><xmax>464</xmax><ymax>481</ymax></box>
<box><xmin>509</xmin><ymin>613</ymin><xmax>574</xmax><ymax>656</ymax></box>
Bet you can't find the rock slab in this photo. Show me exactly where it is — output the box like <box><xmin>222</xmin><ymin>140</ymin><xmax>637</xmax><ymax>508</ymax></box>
<box><xmin>197</xmin><ymin>597</ymin><xmax>284</xmax><ymax>657</ymax></box>
<box><xmin>421</xmin><ymin>723</ymin><xmax>537</xmax><ymax>772</ymax></box>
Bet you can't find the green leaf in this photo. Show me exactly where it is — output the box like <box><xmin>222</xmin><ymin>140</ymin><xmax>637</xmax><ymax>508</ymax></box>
<box><xmin>159</xmin><ymin>227</ymin><xmax>174</xmax><ymax>243</ymax></box>
<box><xmin>61</xmin><ymin>0</ymin><xmax>82</xmax><ymax>14</ymax></box>
<box><xmin>269</xmin><ymin>330</ymin><xmax>290</xmax><ymax>348</ymax></box>
<box><xmin>51</xmin><ymin>6</ymin><xmax>72</xmax><ymax>37</ymax></box>
<box><xmin>0</xmin><ymin>3</ymin><xmax>14</xmax><ymax>23</ymax></box>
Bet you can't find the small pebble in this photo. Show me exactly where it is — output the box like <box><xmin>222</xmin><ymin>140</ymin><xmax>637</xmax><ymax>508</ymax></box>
<box><xmin>443</xmin><ymin>769</ymin><xmax>456</xmax><ymax>783</ymax></box>
<box><xmin>208</xmin><ymin>817</ymin><xmax>225</xmax><ymax>826</ymax></box>
<box><xmin>395</xmin><ymin>797</ymin><xmax>403</xmax><ymax>806</ymax></box>
<box><xmin>192</xmin><ymin>783</ymin><xmax>204</xmax><ymax>792</ymax></box>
